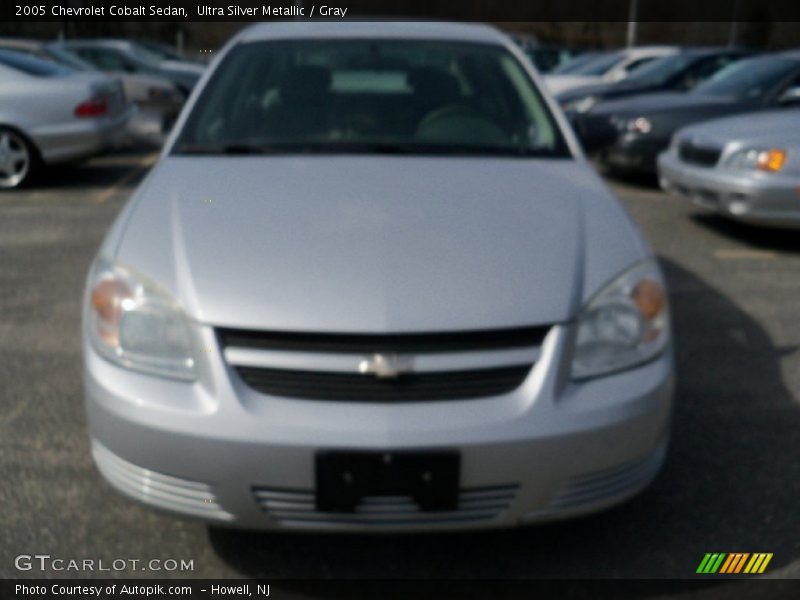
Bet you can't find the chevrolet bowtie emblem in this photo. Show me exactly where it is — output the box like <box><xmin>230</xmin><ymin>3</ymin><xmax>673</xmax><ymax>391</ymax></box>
<box><xmin>358</xmin><ymin>353</ymin><xmax>414</xmax><ymax>379</ymax></box>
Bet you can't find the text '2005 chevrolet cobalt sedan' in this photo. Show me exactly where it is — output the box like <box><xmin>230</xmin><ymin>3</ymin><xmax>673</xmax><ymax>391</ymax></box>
<box><xmin>83</xmin><ymin>22</ymin><xmax>674</xmax><ymax>531</ymax></box>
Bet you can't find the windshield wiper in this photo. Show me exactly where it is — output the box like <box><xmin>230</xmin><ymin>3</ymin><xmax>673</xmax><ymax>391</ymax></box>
<box><xmin>172</xmin><ymin>141</ymin><xmax>564</xmax><ymax>158</ymax></box>
<box><xmin>173</xmin><ymin>143</ymin><xmax>271</xmax><ymax>155</ymax></box>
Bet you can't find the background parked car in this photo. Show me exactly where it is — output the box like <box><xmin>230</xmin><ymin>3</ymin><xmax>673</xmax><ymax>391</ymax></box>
<box><xmin>544</xmin><ymin>46</ymin><xmax>679</xmax><ymax>94</ymax></box>
<box><xmin>0</xmin><ymin>49</ymin><xmax>133</xmax><ymax>189</ymax></box>
<box><xmin>57</xmin><ymin>39</ymin><xmax>204</xmax><ymax>95</ymax></box>
<box><xmin>557</xmin><ymin>48</ymin><xmax>751</xmax><ymax>120</ymax></box>
<box><xmin>576</xmin><ymin>51</ymin><xmax>800</xmax><ymax>174</ymax></box>
<box><xmin>0</xmin><ymin>38</ymin><xmax>96</xmax><ymax>71</ymax></box>
<box><xmin>135</xmin><ymin>39</ymin><xmax>199</xmax><ymax>64</ymax></box>
<box><xmin>550</xmin><ymin>51</ymin><xmax>607</xmax><ymax>75</ymax></box>
<box><xmin>658</xmin><ymin>109</ymin><xmax>800</xmax><ymax>227</ymax></box>
<box><xmin>1</xmin><ymin>38</ymin><xmax>183</xmax><ymax>134</ymax></box>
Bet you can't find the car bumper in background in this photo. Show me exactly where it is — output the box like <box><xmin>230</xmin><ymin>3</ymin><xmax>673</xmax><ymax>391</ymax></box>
<box><xmin>599</xmin><ymin>136</ymin><xmax>666</xmax><ymax>174</ymax></box>
<box><xmin>84</xmin><ymin>324</ymin><xmax>673</xmax><ymax>532</ymax></box>
<box><xmin>658</xmin><ymin>151</ymin><xmax>800</xmax><ymax>227</ymax></box>
<box><xmin>33</xmin><ymin>105</ymin><xmax>136</xmax><ymax>165</ymax></box>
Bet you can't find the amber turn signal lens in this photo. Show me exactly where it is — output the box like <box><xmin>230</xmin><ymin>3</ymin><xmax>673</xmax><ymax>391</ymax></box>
<box><xmin>757</xmin><ymin>149</ymin><xmax>786</xmax><ymax>172</ymax></box>
<box><xmin>631</xmin><ymin>279</ymin><xmax>665</xmax><ymax>321</ymax></box>
<box><xmin>91</xmin><ymin>279</ymin><xmax>132</xmax><ymax>346</ymax></box>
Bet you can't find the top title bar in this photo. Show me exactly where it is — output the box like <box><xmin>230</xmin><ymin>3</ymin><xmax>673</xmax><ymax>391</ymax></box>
<box><xmin>5</xmin><ymin>0</ymin><xmax>800</xmax><ymax>22</ymax></box>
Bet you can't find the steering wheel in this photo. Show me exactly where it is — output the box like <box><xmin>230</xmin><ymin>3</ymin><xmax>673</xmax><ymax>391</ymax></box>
<box><xmin>418</xmin><ymin>104</ymin><xmax>485</xmax><ymax>129</ymax></box>
<box><xmin>416</xmin><ymin>104</ymin><xmax>508</xmax><ymax>144</ymax></box>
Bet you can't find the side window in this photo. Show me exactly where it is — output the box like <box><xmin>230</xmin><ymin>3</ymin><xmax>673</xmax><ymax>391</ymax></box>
<box><xmin>83</xmin><ymin>48</ymin><xmax>133</xmax><ymax>72</ymax></box>
<box><xmin>776</xmin><ymin>70</ymin><xmax>800</xmax><ymax>106</ymax></box>
<box><xmin>623</xmin><ymin>56</ymin><xmax>656</xmax><ymax>74</ymax></box>
<box><xmin>691</xmin><ymin>56</ymin><xmax>733</xmax><ymax>84</ymax></box>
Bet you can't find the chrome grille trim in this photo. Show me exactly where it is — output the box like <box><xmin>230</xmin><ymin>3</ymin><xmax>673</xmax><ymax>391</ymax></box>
<box><xmin>525</xmin><ymin>444</ymin><xmax>667</xmax><ymax>520</ymax></box>
<box><xmin>92</xmin><ymin>441</ymin><xmax>233</xmax><ymax>521</ymax></box>
<box><xmin>253</xmin><ymin>484</ymin><xmax>518</xmax><ymax>526</ymax></box>
<box><xmin>224</xmin><ymin>346</ymin><xmax>541</xmax><ymax>373</ymax></box>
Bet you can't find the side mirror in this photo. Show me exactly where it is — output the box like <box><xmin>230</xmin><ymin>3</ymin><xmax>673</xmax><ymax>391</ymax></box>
<box><xmin>777</xmin><ymin>86</ymin><xmax>800</xmax><ymax>106</ymax></box>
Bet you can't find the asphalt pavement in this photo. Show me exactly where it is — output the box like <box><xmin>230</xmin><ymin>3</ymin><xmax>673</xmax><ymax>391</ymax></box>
<box><xmin>1</xmin><ymin>149</ymin><xmax>798</xmax><ymax>585</ymax></box>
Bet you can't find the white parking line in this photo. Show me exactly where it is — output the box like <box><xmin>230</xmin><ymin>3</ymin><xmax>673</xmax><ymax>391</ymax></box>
<box><xmin>92</xmin><ymin>152</ymin><xmax>159</xmax><ymax>204</ymax></box>
<box><xmin>714</xmin><ymin>248</ymin><xmax>777</xmax><ymax>260</ymax></box>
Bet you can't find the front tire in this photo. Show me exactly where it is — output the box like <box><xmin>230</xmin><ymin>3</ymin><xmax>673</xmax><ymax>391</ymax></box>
<box><xmin>0</xmin><ymin>127</ymin><xmax>38</xmax><ymax>190</ymax></box>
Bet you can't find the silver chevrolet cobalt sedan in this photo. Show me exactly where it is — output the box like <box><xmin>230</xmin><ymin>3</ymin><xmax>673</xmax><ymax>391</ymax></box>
<box><xmin>83</xmin><ymin>22</ymin><xmax>674</xmax><ymax>531</ymax></box>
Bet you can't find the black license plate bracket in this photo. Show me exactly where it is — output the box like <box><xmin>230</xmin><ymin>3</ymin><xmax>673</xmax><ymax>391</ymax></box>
<box><xmin>315</xmin><ymin>451</ymin><xmax>460</xmax><ymax>513</ymax></box>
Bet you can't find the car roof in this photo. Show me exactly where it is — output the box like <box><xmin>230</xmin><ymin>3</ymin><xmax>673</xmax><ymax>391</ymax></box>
<box><xmin>237</xmin><ymin>21</ymin><xmax>508</xmax><ymax>45</ymax></box>
<box><xmin>0</xmin><ymin>38</ymin><xmax>42</xmax><ymax>51</ymax></box>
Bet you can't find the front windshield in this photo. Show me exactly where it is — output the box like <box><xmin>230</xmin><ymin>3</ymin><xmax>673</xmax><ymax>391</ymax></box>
<box><xmin>692</xmin><ymin>57</ymin><xmax>798</xmax><ymax>99</ymax></box>
<box><xmin>175</xmin><ymin>39</ymin><xmax>570</xmax><ymax>157</ymax></box>
<box><xmin>625</xmin><ymin>54</ymin><xmax>691</xmax><ymax>86</ymax></box>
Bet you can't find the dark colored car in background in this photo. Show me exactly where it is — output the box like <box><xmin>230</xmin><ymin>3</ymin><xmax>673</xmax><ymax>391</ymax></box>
<box><xmin>575</xmin><ymin>51</ymin><xmax>800</xmax><ymax>174</ymax></box>
<box><xmin>558</xmin><ymin>48</ymin><xmax>750</xmax><ymax>119</ymax></box>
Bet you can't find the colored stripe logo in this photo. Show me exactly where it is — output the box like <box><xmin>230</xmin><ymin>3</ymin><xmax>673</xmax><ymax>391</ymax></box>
<box><xmin>697</xmin><ymin>553</ymin><xmax>773</xmax><ymax>574</ymax></box>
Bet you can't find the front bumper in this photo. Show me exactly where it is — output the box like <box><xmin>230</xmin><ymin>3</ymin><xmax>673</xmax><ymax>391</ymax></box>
<box><xmin>658</xmin><ymin>151</ymin><xmax>800</xmax><ymax>227</ymax></box>
<box><xmin>598</xmin><ymin>135</ymin><xmax>667</xmax><ymax>175</ymax></box>
<box><xmin>84</xmin><ymin>324</ymin><xmax>673</xmax><ymax>532</ymax></box>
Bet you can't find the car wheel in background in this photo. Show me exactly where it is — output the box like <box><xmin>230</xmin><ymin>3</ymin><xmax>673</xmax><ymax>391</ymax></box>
<box><xmin>0</xmin><ymin>127</ymin><xmax>38</xmax><ymax>190</ymax></box>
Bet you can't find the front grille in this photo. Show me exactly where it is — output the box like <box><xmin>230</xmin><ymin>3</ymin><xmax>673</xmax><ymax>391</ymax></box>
<box><xmin>253</xmin><ymin>484</ymin><xmax>518</xmax><ymax>527</ymax></box>
<box><xmin>220</xmin><ymin>326</ymin><xmax>546</xmax><ymax>402</ymax></box>
<box><xmin>678</xmin><ymin>140</ymin><xmax>722</xmax><ymax>167</ymax></box>
<box><xmin>236</xmin><ymin>365</ymin><xmax>532</xmax><ymax>402</ymax></box>
<box><xmin>218</xmin><ymin>326</ymin><xmax>548</xmax><ymax>354</ymax></box>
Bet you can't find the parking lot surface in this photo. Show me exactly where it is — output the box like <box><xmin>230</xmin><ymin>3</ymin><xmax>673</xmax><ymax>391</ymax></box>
<box><xmin>1</xmin><ymin>149</ymin><xmax>799</xmax><ymax>582</ymax></box>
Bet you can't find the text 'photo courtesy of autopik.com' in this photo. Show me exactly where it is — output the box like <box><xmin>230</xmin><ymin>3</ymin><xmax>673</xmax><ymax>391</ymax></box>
<box><xmin>1</xmin><ymin>0</ymin><xmax>800</xmax><ymax>598</ymax></box>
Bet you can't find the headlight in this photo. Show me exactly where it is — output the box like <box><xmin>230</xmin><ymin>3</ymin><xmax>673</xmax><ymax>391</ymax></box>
<box><xmin>723</xmin><ymin>147</ymin><xmax>786</xmax><ymax>172</ymax></box>
<box><xmin>561</xmin><ymin>96</ymin><xmax>597</xmax><ymax>113</ymax></box>
<box><xmin>572</xmin><ymin>259</ymin><xmax>670</xmax><ymax>379</ymax></box>
<box><xmin>627</xmin><ymin>117</ymin><xmax>652</xmax><ymax>134</ymax></box>
<box><xmin>84</xmin><ymin>258</ymin><xmax>196</xmax><ymax>380</ymax></box>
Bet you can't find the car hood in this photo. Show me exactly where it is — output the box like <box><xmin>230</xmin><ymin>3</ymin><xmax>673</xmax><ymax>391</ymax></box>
<box><xmin>591</xmin><ymin>91</ymin><xmax>738</xmax><ymax>117</ymax></box>
<box><xmin>675</xmin><ymin>109</ymin><xmax>800</xmax><ymax>148</ymax></box>
<box><xmin>111</xmin><ymin>157</ymin><xmax>648</xmax><ymax>332</ymax></box>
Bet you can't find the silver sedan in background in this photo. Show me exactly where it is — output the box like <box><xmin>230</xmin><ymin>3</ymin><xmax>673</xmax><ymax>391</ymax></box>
<box><xmin>0</xmin><ymin>49</ymin><xmax>134</xmax><ymax>189</ymax></box>
<box><xmin>0</xmin><ymin>39</ymin><xmax>185</xmax><ymax>135</ymax></box>
<box><xmin>659</xmin><ymin>108</ymin><xmax>800</xmax><ymax>227</ymax></box>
